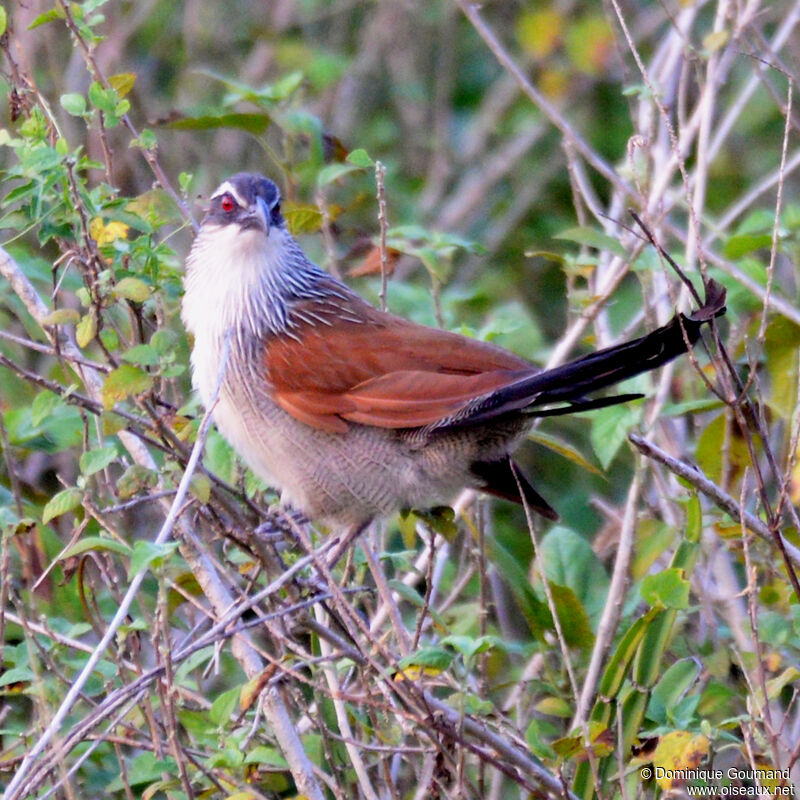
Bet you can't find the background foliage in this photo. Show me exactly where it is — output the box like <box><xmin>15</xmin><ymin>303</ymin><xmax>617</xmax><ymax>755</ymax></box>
<box><xmin>1</xmin><ymin>1</ymin><xmax>800</xmax><ymax>798</ymax></box>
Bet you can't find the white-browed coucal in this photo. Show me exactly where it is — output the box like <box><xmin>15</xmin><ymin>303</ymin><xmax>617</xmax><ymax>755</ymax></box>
<box><xmin>182</xmin><ymin>173</ymin><xmax>725</xmax><ymax>529</ymax></box>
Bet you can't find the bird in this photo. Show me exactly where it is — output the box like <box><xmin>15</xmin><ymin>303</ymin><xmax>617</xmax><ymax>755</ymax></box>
<box><xmin>182</xmin><ymin>172</ymin><xmax>725</xmax><ymax>533</ymax></box>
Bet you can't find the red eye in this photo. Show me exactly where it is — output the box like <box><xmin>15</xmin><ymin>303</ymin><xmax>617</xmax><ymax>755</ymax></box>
<box><xmin>220</xmin><ymin>195</ymin><xmax>235</xmax><ymax>213</ymax></box>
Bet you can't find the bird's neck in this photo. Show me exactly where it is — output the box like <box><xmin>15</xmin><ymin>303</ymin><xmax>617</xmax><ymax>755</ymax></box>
<box><xmin>183</xmin><ymin>224</ymin><xmax>332</xmax><ymax>344</ymax></box>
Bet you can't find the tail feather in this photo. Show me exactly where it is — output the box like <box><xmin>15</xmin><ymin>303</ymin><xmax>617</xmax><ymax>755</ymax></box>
<box><xmin>445</xmin><ymin>279</ymin><xmax>725</xmax><ymax>429</ymax></box>
<box><xmin>471</xmin><ymin>457</ymin><xmax>559</xmax><ymax>521</ymax></box>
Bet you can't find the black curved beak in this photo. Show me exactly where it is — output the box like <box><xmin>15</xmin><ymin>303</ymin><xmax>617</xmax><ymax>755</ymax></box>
<box><xmin>242</xmin><ymin>195</ymin><xmax>271</xmax><ymax>234</ymax></box>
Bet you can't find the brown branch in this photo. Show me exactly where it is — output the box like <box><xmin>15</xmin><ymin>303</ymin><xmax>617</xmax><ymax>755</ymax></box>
<box><xmin>629</xmin><ymin>433</ymin><xmax>800</xmax><ymax>571</ymax></box>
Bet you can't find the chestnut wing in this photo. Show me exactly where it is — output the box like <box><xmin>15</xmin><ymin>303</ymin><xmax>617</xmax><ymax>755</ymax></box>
<box><xmin>263</xmin><ymin>290</ymin><xmax>534</xmax><ymax>433</ymax></box>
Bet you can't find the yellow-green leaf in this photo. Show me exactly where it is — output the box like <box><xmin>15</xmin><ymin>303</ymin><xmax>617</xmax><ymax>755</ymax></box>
<box><xmin>113</xmin><ymin>277</ymin><xmax>151</xmax><ymax>303</ymax></box>
<box><xmin>534</xmin><ymin>696</ymin><xmax>572</xmax><ymax>718</ymax></box>
<box><xmin>101</xmin><ymin>364</ymin><xmax>153</xmax><ymax>410</ymax></box>
<box><xmin>284</xmin><ymin>203</ymin><xmax>323</xmax><ymax>235</ymax></box>
<box><xmin>108</xmin><ymin>72</ymin><xmax>136</xmax><ymax>97</ymax></box>
<box><xmin>766</xmin><ymin>666</ymin><xmax>800</xmax><ymax>699</ymax></box>
<box><xmin>41</xmin><ymin>308</ymin><xmax>81</xmax><ymax>326</ymax></box>
<box><xmin>189</xmin><ymin>473</ymin><xmax>211</xmax><ymax>504</ymax></box>
<box><xmin>76</xmin><ymin>312</ymin><xmax>97</xmax><ymax>348</ymax></box>
<box><xmin>516</xmin><ymin>8</ymin><xmax>563</xmax><ymax>59</ymax></box>
<box><xmin>116</xmin><ymin>464</ymin><xmax>158</xmax><ymax>499</ymax></box>
<box><xmin>703</xmin><ymin>29</ymin><xmax>729</xmax><ymax>53</ymax></box>
<box><xmin>652</xmin><ymin>731</ymin><xmax>709</xmax><ymax>789</ymax></box>
<box><xmin>528</xmin><ymin>430</ymin><xmax>602</xmax><ymax>476</ymax></box>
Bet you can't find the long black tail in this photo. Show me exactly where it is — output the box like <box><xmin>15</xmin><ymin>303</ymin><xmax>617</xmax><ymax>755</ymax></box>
<box><xmin>452</xmin><ymin>278</ymin><xmax>726</xmax><ymax>428</ymax></box>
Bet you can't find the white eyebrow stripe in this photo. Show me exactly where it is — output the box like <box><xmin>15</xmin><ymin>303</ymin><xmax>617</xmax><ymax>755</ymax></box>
<box><xmin>210</xmin><ymin>180</ymin><xmax>248</xmax><ymax>208</ymax></box>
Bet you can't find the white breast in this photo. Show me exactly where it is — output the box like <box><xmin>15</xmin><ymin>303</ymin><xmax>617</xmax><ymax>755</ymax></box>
<box><xmin>182</xmin><ymin>224</ymin><xmax>279</xmax><ymax>405</ymax></box>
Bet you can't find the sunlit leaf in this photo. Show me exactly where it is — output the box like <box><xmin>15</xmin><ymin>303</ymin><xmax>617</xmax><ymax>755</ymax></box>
<box><xmin>108</xmin><ymin>72</ymin><xmax>136</xmax><ymax>97</ymax></box>
<box><xmin>652</xmin><ymin>731</ymin><xmax>709</xmax><ymax>789</ymax></box>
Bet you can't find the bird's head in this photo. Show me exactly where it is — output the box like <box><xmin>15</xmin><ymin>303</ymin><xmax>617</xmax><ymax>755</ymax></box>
<box><xmin>184</xmin><ymin>173</ymin><xmax>329</xmax><ymax>341</ymax></box>
<box><xmin>204</xmin><ymin>173</ymin><xmax>284</xmax><ymax>236</ymax></box>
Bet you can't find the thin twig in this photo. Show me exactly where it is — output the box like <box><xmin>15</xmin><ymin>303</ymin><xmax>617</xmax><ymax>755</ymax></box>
<box><xmin>375</xmin><ymin>160</ymin><xmax>389</xmax><ymax>312</ymax></box>
<box><xmin>629</xmin><ymin>434</ymin><xmax>800</xmax><ymax>570</ymax></box>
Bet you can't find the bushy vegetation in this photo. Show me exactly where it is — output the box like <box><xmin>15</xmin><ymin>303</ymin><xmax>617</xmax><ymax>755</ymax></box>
<box><xmin>1</xmin><ymin>1</ymin><xmax>799</xmax><ymax>798</ymax></box>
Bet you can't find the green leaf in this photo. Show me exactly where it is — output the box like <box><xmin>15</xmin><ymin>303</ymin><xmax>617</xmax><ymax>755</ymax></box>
<box><xmin>640</xmin><ymin>567</ymin><xmax>690</xmax><ymax>610</ymax></box>
<box><xmin>118</xmin><ymin>753</ymin><xmax>174</xmax><ymax>789</ymax></box>
<box><xmin>555</xmin><ymin>226</ymin><xmax>627</xmax><ymax>258</ymax></box>
<box><xmin>596</xmin><ymin>610</ymin><xmax>658</xmax><ymax>697</ymax></box>
<box><xmin>0</xmin><ymin>7</ymin><xmax>6</xmax><ymax>37</ymax></box>
<box><xmin>723</xmin><ymin>233</ymin><xmax>772</xmax><ymax>259</ymax></box>
<box><xmin>113</xmin><ymin>277</ymin><xmax>151</xmax><ymax>303</ymax></box>
<box><xmin>441</xmin><ymin>634</ymin><xmax>501</xmax><ymax>663</ymax></box>
<box><xmin>121</xmin><ymin>344</ymin><xmax>160</xmax><ymax>366</ymax></box>
<box><xmin>540</xmin><ymin>526</ymin><xmax>609</xmax><ymax>627</ymax></box>
<box><xmin>589</xmin><ymin>401</ymin><xmax>641</xmax><ymax>470</ymax></box>
<box><xmin>346</xmin><ymin>148</ymin><xmax>374</xmax><ymax>167</ymax></box>
<box><xmin>696</xmin><ymin>412</ymin><xmax>750</xmax><ymax>483</ymax></box>
<box><xmin>79</xmin><ymin>445</ymin><xmax>118</xmax><ymax>476</ymax></box>
<box><xmin>317</xmin><ymin>162</ymin><xmax>363</xmax><ymax>186</ymax></box>
<box><xmin>397</xmin><ymin>646</ymin><xmax>453</xmax><ymax>673</ymax></box>
<box><xmin>101</xmin><ymin>365</ymin><xmax>153</xmax><ymax>410</ymax></box>
<box><xmin>28</xmin><ymin>7</ymin><xmax>64</xmax><ymax>29</ymax></box>
<box><xmin>244</xmin><ymin>746</ymin><xmax>289</xmax><ymax>767</ymax></box>
<box><xmin>196</xmin><ymin>68</ymin><xmax>302</xmax><ymax>104</ymax></box>
<box><xmin>485</xmin><ymin>534</ymin><xmax>551</xmax><ymax>640</ymax></box>
<box><xmin>766</xmin><ymin>666</ymin><xmax>800</xmax><ymax>700</ymax></box>
<box><xmin>42</xmin><ymin>487</ymin><xmax>83</xmax><ymax>524</ymax></box>
<box><xmin>209</xmin><ymin>686</ymin><xmax>240</xmax><ymax>726</ymax></box>
<box><xmin>632</xmin><ymin>520</ymin><xmax>676</xmax><ymax>579</ymax></box>
<box><xmin>31</xmin><ymin>391</ymin><xmax>62</xmax><ymax>427</ymax></box>
<box><xmin>129</xmin><ymin>128</ymin><xmax>157</xmax><ymax>150</ymax></box>
<box><xmin>60</xmin><ymin>93</ymin><xmax>87</xmax><ymax>116</ymax></box>
<box><xmin>651</xmin><ymin>659</ymin><xmax>700</xmax><ymax>711</ymax></box>
<box><xmin>548</xmin><ymin>582</ymin><xmax>594</xmax><ymax>650</ymax></box>
<box><xmin>268</xmin><ymin>70</ymin><xmax>305</xmax><ymax>99</ymax></box>
<box><xmin>128</xmin><ymin>540</ymin><xmax>179</xmax><ymax>577</ymax></box>
<box><xmin>763</xmin><ymin>317</ymin><xmax>800</xmax><ymax>418</ymax></box>
<box><xmin>0</xmin><ymin>666</ymin><xmax>34</xmax><ymax>687</ymax></box>
<box><xmin>88</xmin><ymin>82</ymin><xmax>118</xmax><ymax>113</ymax></box>
<box><xmin>525</xmin><ymin>718</ymin><xmax>558</xmax><ymax>761</ymax></box>
<box><xmin>387</xmin><ymin>579</ymin><xmax>426</xmax><ymax>608</ymax></box>
<box><xmin>60</xmin><ymin>535</ymin><xmax>133</xmax><ymax>560</ymax></box>
<box><xmin>164</xmin><ymin>112</ymin><xmax>271</xmax><ymax>134</ymax></box>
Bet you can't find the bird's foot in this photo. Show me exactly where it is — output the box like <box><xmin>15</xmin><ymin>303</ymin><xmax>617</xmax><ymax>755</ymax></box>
<box><xmin>254</xmin><ymin>505</ymin><xmax>309</xmax><ymax>540</ymax></box>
